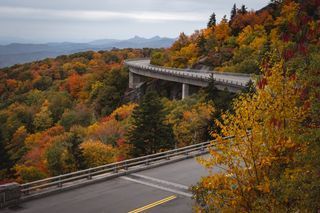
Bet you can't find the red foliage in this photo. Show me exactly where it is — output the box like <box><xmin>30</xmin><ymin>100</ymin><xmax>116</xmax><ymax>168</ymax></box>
<box><xmin>257</xmin><ymin>77</ymin><xmax>268</xmax><ymax>89</ymax></box>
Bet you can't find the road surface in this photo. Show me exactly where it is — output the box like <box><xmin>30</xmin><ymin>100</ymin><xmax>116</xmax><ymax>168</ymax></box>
<box><xmin>4</xmin><ymin>155</ymin><xmax>220</xmax><ymax>213</ymax></box>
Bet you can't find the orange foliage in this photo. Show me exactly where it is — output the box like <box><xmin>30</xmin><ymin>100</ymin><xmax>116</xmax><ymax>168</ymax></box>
<box><xmin>231</xmin><ymin>11</ymin><xmax>273</xmax><ymax>34</ymax></box>
<box><xmin>65</xmin><ymin>73</ymin><xmax>85</xmax><ymax>98</ymax></box>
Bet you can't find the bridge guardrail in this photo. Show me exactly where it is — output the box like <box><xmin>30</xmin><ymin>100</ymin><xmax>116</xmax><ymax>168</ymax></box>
<box><xmin>18</xmin><ymin>136</ymin><xmax>233</xmax><ymax>200</ymax></box>
<box><xmin>127</xmin><ymin>62</ymin><xmax>247</xmax><ymax>87</ymax></box>
<box><xmin>124</xmin><ymin>59</ymin><xmax>252</xmax><ymax>77</ymax></box>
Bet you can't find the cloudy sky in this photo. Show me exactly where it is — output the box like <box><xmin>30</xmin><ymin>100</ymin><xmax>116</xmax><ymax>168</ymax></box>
<box><xmin>0</xmin><ymin>0</ymin><xmax>270</xmax><ymax>43</ymax></box>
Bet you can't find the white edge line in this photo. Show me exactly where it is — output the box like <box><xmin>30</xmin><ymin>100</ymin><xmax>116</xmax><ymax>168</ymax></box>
<box><xmin>130</xmin><ymin>174</ymin><xmax>189</xmax><ymax>190</ymax></box>
<box><xmin>120</xmin><ymin>176</ymin><xmax>192</xmax><ymax>198</ymax></box>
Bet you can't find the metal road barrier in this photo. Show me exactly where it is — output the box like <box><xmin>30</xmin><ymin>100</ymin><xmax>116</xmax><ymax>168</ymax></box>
<box><xmin>124</xmin><ymin>59</ymin><xmax>251</xmax><ymax>88</ymax></box>
<box><xmin>0</xmin><ymin>136</ymin><xmax>229</xmax><ymax>204</ymax></box>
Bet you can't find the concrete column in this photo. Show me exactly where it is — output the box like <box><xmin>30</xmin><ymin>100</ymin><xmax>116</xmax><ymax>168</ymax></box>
<box><xmin>129</xmin><ymin>71</ymin><xmax>143</xmax><ymax>89</ymax></box>
<box><xmin>182</xmin><ymin>83</ymin><xmax>189</xmax><ymax>99</ymax></box>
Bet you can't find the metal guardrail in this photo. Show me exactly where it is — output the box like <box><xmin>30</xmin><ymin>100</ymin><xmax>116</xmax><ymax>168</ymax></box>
<box><xmin>124</xmin><ymin>59</ymin><xmax>250</xmax><ymax>88</ymax></box>
<box><xmin>19</xmin><ymin>137</ymin><xmax>232</xmax><ymax>198</ymax></box>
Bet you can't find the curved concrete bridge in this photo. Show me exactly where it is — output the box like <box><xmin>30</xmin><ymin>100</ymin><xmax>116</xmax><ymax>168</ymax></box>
<box><xmin>125</xmin><ymin>59</ymin><xmax>252</xmax><ymax>99</ymax></box>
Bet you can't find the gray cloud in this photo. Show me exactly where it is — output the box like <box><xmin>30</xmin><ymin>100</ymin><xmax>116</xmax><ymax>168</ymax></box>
<box><xmin>0</xmin><ymin>0</ymin><xmax>270</xmax><ymax>43</ymax></box>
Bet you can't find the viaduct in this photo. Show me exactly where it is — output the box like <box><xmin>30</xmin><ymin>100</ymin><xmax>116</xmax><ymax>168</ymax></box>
<box><xmin>125</xmin><ymin>59</ymin><xmax>252</xmax><ymax>99</ymax></box>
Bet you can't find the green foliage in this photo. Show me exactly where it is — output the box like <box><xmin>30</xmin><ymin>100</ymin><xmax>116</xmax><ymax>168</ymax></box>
<box><xmin>90</xmin><ymin>67</ymin><xmax>128</xmax><ymax>117</ymax></box>
<box><xmin>15</xmin><ymin>165</ymin><xmax>47</xmax><ymax>183</ymax></box>
<box><xmin>46</xmin><ymin>140</ymin><xmax>70</xmax><ymax>176</ymax></box>
<box><xmin>33</xmin><ymin>100</ymin><xmax>53</xmax><ymax>131</ymax></box>
<box><xmin>127</xmin><ymin>91</ymin><xmax>175</xmax><ymax>157</ymax></box>
<box><xmin>207</xmin><ymin>12</ymin><xmax>216</xmax><ymax>28</ymax></box>
<box><xmin>59</xmin><ymin>105</ymin><xmax>93</xmax><ymax>131</ymax></box>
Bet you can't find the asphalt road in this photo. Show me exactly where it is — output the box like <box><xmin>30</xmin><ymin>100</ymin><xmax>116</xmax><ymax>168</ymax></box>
<box><xmin>4</xmin><ymin>156</ymin><xmax>217</xmax><ymax>213</ymax></box>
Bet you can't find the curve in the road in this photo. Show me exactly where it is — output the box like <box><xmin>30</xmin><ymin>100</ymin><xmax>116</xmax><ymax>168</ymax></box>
<box><xmin>125</xmin><ymin>59</ymin><xmax>252</xmax><ymax>92</ymax></box>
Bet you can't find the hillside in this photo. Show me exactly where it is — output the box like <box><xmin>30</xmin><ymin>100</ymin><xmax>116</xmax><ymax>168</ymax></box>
<box><xmin>0</xmin><ymin>36</ymin><xmax>175</xmax><ymax>68</ymax></box>
<box><xmin>0</xmin><ymin>48</ymin><xmax>216</xmax><ymax>183</ymax></box>
<box><xmin>151</xmin><ymin>2</ymin><xmax>277</xmax><ymax>74</ymax></box>
<box><xmin>0</xmin><ymin>0</ymin><xmax>319</xmax><ymax>211</ymax></box>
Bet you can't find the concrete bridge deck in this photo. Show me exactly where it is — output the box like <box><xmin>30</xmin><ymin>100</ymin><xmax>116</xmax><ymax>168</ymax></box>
<box><xmin>125</xmin><ymin>59</ymin><xmax>252</xmax><ymax>98</ymax></box>
<box><xmin>4</xmin><ymin>156</ymin><xmax>218</xmax><ymax>213</ymax></box>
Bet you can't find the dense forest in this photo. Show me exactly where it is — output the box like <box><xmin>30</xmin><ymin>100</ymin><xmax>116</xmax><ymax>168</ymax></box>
<box><xmin>184</xmin><ymin>0</ymin><xmax>319</xmax><ymax>211</ymax></box>
<box><xmin>0</xmin><ymin>48</ymin><xmax>220</xmax><ymax>183</ymax></box>
<box><xmin>0</xmin><ymin>0</ymin><xmax>319</xmax><ymax>211</ymax></box>
<box><xmin>150</xmin><ymin>1</ymin><xmax>315</xmax><ymax>75</ymax></box>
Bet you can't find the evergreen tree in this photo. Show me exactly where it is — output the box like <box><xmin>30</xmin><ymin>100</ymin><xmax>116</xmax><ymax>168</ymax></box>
<box><xmin>5</xmin><ymin>126</ymin><xmax>27</xmax><ymax>165</ymax></box>
<box><xmin>0</xmin><ymin>136</ymin><xmax>11</xmax><ymax>176</ymax></box>
<box><xmin>67</xmin><ymin>128</ymin><xmax>86</xmax><ymax>170</ymax></box>
<box><xmin>127</xmin><ymin>91</ymin><xmax>175</xmax><ymax>157</ymax></box>
<box><xmin>205</xmin><ymin>75</ymin><xmax>235</xmax><ymax>112</ymax></box>
<box><xmin>230</xmin><ymin>4</ymin><xmax>237</xmax><ymax>21</ymax></box>
<box><xmin>205</xmin><ymin>75</ymin><xmax>235</xmax><ymax>134</ymax></box>
<box><xmin>207</xmin><ymin>12</ymin><xmax>216</xmax><ymax>28</ymax></box>
<box><xmin>240</xmin><ymin>4</ymin><xmax>247</xmax><ymax>15</ymax></box>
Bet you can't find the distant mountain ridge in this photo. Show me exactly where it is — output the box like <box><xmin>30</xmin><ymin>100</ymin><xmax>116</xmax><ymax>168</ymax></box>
<box><xmin>0</xmin><ymin>36</ymin><xmax>175</xmax><ymax>68</ymax></box>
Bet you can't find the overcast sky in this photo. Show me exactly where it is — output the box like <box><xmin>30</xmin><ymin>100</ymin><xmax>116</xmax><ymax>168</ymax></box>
<box><xmin>0</xmin><ymin>0</ymin><xmax>270</xmax><ymax>43</ymax></box>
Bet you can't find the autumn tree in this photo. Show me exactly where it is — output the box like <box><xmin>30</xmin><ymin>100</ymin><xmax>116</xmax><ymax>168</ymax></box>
<box><xmin>33</xmin><ymin>100</ymin><xmax>53</xmax><ymax>131</ymax></box>
<box><xmin>193</xmin><ymin>58</ymin><xmax>309</xmax><ymax>211</ymax></box>
<box><xmin>215</xmin><ymin>16</ymin><xmax>231</xmax><ymax>42</ymax></box>
<box><xmin>193</xmin><ymin>0</ymin><xmax>320</xmax><ymax>207</ymax></box>
<box><xmin>127</xmin><ymin>91</ymin><xmax>175</xmax><ymax>157</ymax></box>
<box><xmin>5</xmin><ymin>126</ymin><xmax>28</xmax><ymax>165</ymax></box>
<box><xmin>81</xmin><ymin>140</ymin><xmax>117</xmax><ymax>167</ymax></box>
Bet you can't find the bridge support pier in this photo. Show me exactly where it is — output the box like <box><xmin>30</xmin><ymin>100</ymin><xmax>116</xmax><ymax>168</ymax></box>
<box><xmin>129</xmin><ymin>72</ymin><xmax>144</xmax><ymax>89</ymax></box>
<box><xmin>182</xmin><ymin>83</ymin><xmax>189</xmax><ymax>99</ymax></box>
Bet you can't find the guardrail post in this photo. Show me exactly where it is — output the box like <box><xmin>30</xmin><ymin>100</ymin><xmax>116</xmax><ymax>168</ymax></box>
<box><xmin>57</xmin><ymin>176</ymin><xmax>62</xmax><ymax>188</ymax></box>
<box><xmin>145</xmin><ymin>157</ymin><xmax>149</xmax><ymax>165</ymax></box>
<box><xmin>124</xmin><ymin>162</ymin><xmax>128</xmax><ymax>170</ymax></box>
<box><xmin>23</xmin><ymin>187</ymin><xmax>29</xmax><ymax>196</ymax></box>
<box><xmin>201</xmin><ymin>144</ymin><xmax>205</xmax><ymax>152</ymax></box>
<box><xmin>166</xmin><ymin>153</ymin><xmax>170</xmax><ymax>160</ymax></box>
<box><xmin>87</xmin><ymin>169</ymin><xmax>92</xmax><ymax>180</ymax></box>
<box><xmin>114</xmin><ymin>165</ymin><xmax>118</xmax><ymax>173</ymax></box>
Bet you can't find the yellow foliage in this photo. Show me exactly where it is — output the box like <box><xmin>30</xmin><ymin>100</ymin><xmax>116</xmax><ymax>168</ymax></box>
<box><xmin>215</xmin><ymin>18</ymin><xmax>231</xmax><ymax>42</ymax></box>
<box><xmin>197</xmin><ymin>59</ymin><xmax>308</xmax><ymax>211</ymax></box>
<box><xmin>110</xmin><ymin>103</ymin><xmax>137</xmax><ymax>121</ymax></box>
<box><xmin>167</xmin><ymin>102</ymin><xmax>214</xmax><ymax>147</ymax></box>
<box><xmin>81</xmin><ymin>140</ymin><xmax>117</xmax><ymax>167</ymax></box>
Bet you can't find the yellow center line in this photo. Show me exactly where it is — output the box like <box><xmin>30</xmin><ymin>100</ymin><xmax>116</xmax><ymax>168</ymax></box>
<box><xmin>128</xmin><ymin>195</ymin><xmax>177</xmax><ymax>213</ymax></box>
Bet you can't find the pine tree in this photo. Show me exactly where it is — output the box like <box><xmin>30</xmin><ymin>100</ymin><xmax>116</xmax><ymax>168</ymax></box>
<box><xmin>240</xmin><ymin>4</ymin><xmax>247</xmax><ymax>15</ymax></box>
<box><xmin>230</xmin><ymin>3</ymin><xmax>237</xmax><ymax>21</ymax></box>
<box><xmin>67</xmin><ymin>127</ymin><xmax>86</xmax><ymax>170</ymax></box>
<box><xmin>127</xmin><ymin>91</ymin><xmax>175</xmax><ymax>157</ymax></box>
<box><xmin>207</xmin><ymin>12</ymin><xmax>216</xmax><ymax>28</ymax></box>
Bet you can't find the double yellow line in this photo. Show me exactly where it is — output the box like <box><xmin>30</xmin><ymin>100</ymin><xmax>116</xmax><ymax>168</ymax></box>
<box><xmin>128</xmin><ymin>195</ymin><xmax>177</xmax><ymax>213</ymax></box>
